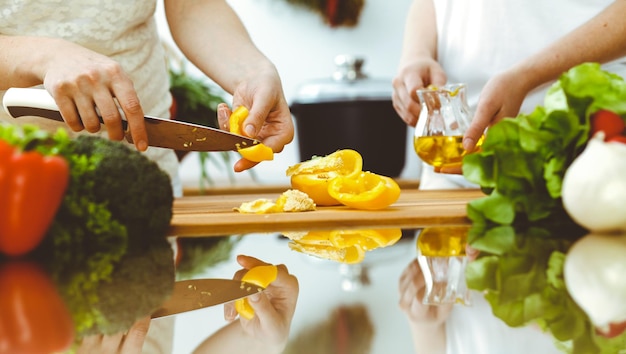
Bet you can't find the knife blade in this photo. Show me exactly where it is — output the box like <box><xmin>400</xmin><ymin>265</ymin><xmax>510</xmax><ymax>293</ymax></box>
<box><xmin>2</xmin><ymin>87</ymin><xmax>258</xmax><ymax>152</ymax></box>
<box><xmin>151</xmin><ymin>278</ymin><xmax>264</xmax><ymax>319</ymax></box>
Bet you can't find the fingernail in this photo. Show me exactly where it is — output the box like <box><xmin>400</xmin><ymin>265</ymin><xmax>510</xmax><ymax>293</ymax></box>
<box><xmin>226</xmin><ymin>307</ymin><xmax>236</xmax><ymax>319</ymax></box>
<box><xmin>244</xmin><ymin>124</ymin><xmax>255</xmax><ymax>137</ymax></box>
<box><xmin>137</xmin><ymin>140</ymin><xmax>148</xmax><ymax>151</ymax></box>
<box><xmin>463</xmin><ymin>137</ymin><xmax>474</xmax><ymax>152</ymax></box>
<box><xmin>248</xmin><ymin>293</ymin><xmax>261</xmax><ymax>302</ymax></box>
<box><xmin>218</xmin><ymin>107</ymin><xmax>228</xmax><ymax>120</ymax></box>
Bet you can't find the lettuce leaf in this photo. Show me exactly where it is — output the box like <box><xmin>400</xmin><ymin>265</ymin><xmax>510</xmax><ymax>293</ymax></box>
<box><xmin>464</xmin><ymin>63</ymin><xmax>626</xmax><ymax>225</ymax></box>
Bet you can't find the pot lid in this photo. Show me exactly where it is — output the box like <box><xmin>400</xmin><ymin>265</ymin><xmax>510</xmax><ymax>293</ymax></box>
<box><xmin>292</xmin><ymin>55</ymin><xmax>393</xmax><ymax>104</ymax></box>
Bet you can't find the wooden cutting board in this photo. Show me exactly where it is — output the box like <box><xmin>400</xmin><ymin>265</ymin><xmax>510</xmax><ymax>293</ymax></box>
<box><xmin>169</xmin><ymin>188</ymin><xmax>485</xmax><ymax>237</ymax></box>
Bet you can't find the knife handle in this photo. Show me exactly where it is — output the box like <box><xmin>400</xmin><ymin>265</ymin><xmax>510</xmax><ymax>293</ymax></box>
<box><xmin>3</xmin><ymin>87</ymin><xmax>128</xmax><ymax>130</ymax></box>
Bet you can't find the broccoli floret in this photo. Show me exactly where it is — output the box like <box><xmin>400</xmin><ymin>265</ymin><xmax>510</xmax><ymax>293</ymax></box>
<box><xmin>0</xmin><ymin>125</ymin><xmax>176</xmax><ymax>341</ymax></box>
<box><xmin>60</xmin><ymin>135</ymin><xmax>174</xmax><ymax>246</ymax></box>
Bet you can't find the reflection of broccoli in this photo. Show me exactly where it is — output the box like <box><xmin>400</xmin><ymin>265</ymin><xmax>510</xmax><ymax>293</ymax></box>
<box><xmin>175</xmin><ymin>236</ymin><xmax>240</xmax><ymax>280</ymax></box>
<box><xmin>82</xmin><ymin>239</ymin><xmax>175</xmax><ymax>336</ymax></box>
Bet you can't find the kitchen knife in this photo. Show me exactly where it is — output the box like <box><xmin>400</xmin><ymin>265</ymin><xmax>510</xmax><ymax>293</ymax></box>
<box><xmin>151</xmin><ymin>278</ymin><xmax>264</xmax><ymax>318</ymax></box>
<box><xmin>2</xmin><ymin>87</ymin><xmax>258</xmax><ymax>152</ymax></box>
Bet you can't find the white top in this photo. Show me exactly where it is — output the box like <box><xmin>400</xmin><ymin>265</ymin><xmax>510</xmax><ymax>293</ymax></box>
<box><xmin>418</xmin><ymin>0</ymin><xmax>626</xmax><ymax>189</ymax></box>
<box><xmin>446</xmin><ymin>291</ymin><xmax>563</xmax><ymax>354</ymax></box>
<box><xmin>0</xmin><ymin>0</ymin><xmax>181</xmax><ymax>195</ymax></box>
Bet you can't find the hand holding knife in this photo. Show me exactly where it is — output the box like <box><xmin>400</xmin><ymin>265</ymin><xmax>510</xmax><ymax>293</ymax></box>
<box><xmin>2</xmin><ymin>87</ymin><xmax>258</xmax><ymax>152</ymax></box>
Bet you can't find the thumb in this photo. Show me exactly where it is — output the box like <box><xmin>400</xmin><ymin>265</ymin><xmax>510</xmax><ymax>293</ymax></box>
<box><xmin>247</xmin><ymin>292</ymin><xmax>279</xmax><ymax>323</ymax></box>
<box><xmin>430</xmin><ymin>67</ymin><xmax>447</xmax><ymax>88</ymax></box>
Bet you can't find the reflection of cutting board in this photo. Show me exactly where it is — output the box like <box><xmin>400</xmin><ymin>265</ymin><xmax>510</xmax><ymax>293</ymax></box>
<box><xmin>169</xmin><ymin>188</ymin><xmax>485</xmax><ymax>237</ymax></box>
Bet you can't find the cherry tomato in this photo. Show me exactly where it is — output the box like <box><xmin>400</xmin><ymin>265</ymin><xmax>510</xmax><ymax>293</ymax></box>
<box><xmin>590</xmin><ymin>110</ymin><xmax>625</xmax><ymax>140</ymax></box>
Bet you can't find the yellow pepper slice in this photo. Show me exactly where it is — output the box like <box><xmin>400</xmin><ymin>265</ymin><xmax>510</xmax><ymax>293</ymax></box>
<box><xmin>237</xmin><ymin>143</ymin><xmax>274</xmax><ymax>162</ymax></box>
<box><xmin>286</xmin><ymin>149</ymin><xmax>363</xmax><ymax>206</ymax></box>
<box><xmin>228</xmin><ymin>106</ymin><xmax>274</xmax><ymax>162</ymax></box>
<box><xmin>229</xmin><ymin>106</ymin><xmax>249</xmax><ymax>136</ymax></box>
<box><xmin>234</xmin><ymin>265</ymin><xmax>278</xmax><ymax>320</ymax></box>
<box><xmin>327</xmin><ymin>171</ymin><xmax>400</xmax><ymax>210</ymax></box>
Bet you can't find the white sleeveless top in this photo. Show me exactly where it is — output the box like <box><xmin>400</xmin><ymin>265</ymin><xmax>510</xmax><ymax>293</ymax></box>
<box><xmin>0</xmin><ymin>0</ymin><xmax>181</xmax><ymax>196</ymax></box>
<box><xmin>418</xmin><ymin>0</ymin><xmax>626</xmax><ymax>189</ymax></box>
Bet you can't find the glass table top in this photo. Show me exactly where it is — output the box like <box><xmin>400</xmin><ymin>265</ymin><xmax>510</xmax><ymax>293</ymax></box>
<box><xmin>2</xmin><ymin>188</ymin><xmax>625</xmax><ymax>354</ymax></box>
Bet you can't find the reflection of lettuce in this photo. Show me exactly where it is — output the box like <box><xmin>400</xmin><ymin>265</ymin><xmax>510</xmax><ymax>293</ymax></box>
<box><xmin>465</xmin><ymin>222</ymin><xmax>626</xmax><ymax>353</ymax></box>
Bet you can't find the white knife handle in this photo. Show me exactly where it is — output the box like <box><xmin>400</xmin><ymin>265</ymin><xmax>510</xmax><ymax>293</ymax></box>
<box><xmin>3</xmin><ymin>87</ymin><xmax>63</xmax><ymax>121</ymax></box>
<box><xmin>2</xmin><ymin>87</ymin><xmax>127</xmax><ymax>130</ymax></box>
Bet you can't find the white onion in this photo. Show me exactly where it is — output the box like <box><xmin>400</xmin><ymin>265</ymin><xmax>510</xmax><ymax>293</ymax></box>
<box><xmin>561</xmin><ymin>133</ymin><xmax>626</xmax><ymax>233</ymax></box>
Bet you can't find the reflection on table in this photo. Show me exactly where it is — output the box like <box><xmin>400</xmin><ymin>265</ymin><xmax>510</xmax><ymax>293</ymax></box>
<box><xmin>3</xmin><ymin>220</ymin><xmax>625</xmax><ymax>354</ymax></box>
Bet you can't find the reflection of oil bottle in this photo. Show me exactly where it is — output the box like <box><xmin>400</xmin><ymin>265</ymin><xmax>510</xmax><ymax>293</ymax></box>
<box><xmin>417</xmin><ymin>225</ymin><xmax>469</xmax><ymax>256</ymax></box>
<box><xmin>416</xmin><ymin>226</ymin><xmax>471</xmax><ymax>306</ymax></box>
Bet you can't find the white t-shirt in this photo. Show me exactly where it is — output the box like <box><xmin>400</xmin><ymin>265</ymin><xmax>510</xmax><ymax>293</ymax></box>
<box><xmin>418</xmin><ymin>0</ymin><xmax>626</xmax><ymax>189</ymax></box>
<box><xmin>446</xmin><ymin>291</ymin><xmax>563</xmax><ymax>354</ymax></box>
<box><xmin>0</xmin><ymin>0</ymin><xmax>181</xmax><ymax>196</ymax></box>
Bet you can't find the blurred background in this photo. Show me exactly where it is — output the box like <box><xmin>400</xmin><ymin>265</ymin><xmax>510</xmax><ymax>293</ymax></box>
<box><xmin>155</xmin><ymin>1</ymin><xmax>420</xmax><ymax>353</ymax></box>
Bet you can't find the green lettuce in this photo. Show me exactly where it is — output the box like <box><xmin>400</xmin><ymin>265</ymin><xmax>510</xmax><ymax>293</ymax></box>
<box><xmin>466</xmin><ymin>222</ymin><xmax>626</xmax><ymax>353</ymax></box>
<box><xmin>464</xmin><ymin>63</ymin><xmax>626</xmax><ymax>225</ymax></box>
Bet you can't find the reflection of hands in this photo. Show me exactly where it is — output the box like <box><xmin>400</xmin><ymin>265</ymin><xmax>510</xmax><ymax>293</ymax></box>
<box><xmin>76</xmin><ymin>316</ymin><xmax>151</xmax><ymax>354</ymax></box>
<box><xmin>398</xmin><ymin>259</ymin><xmax>451</xmax><ymax>354</ymax></box>
<box><xmin>399</xmin><ymin>259</ymin><xmax>453</xmax><ymax>327</ymax></box>
<box><xmin>392</xmin><ymin>58</ymin><xmax>447</xmax><ymax>127</ymax></box>
<box><xmin>462</xmin><ymin>69</ymin><xmax>528</xmax><ymax>152</ymax></box>
<box><xmin>217</xmin><ymin>68</ymin><xmax>294</xmax><ymax>172</ymax></box>
<box><xmin>40</xmin><ymin>38</ymin><xmax>148</xmax><ymax>151</ymax></box>
<box><xmin>224</xmin><ymin>255</ymin><xmax>299</xmax><ymax>351</ymax></box>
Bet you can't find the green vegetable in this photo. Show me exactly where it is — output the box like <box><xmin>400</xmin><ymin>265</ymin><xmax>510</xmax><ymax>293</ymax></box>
<box><xmin>175</xmin><ymin>236</ymin><xmax>240</xmax><ymax>280</ymax></box>
<box><xmin>464</xmin><ymin>63</ymin><xmax>626</xmax><ymax>225</ymax></box>
<box><xmin>466</xmin><ymin>221</ymin><xmax>626</xmax><ymax>354</ymax></box>
<box><xmin>0</xmin><ymin>123</ymin><xmax>175</xmax><ymax>338</ymax></box>
<box><xmin>57</xmin><ymin>134</ymin><xmax>173</xmax><ymax>246</ymax></box>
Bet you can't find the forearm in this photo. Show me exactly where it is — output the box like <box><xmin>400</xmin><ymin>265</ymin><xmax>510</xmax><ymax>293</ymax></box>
<box><xmin>409</xmin><ymin>322</ymin><xmax>447</xmax><ymax>354</ymax></box>
<box><xmin>164</xmin><ymin>0</ymin><xmax>276</xmax><ymax>94</ymax></box>
<box><xmin>399</xmin><ymin>0</ymin><xmax>438</xmax><ymax>66</ymax></box>
<box><xmin>0</xmin><ymin>35</ymin><xmax>53</xmax><ymax>89</ymax></box>
<box><xmin>192</xmin><ymin>321</ymin><xmax>285</xmax><ymax>354</ymax></box>
<box><xmin>511</xmin><ymin>0</ymin><xmax>626</xmax><ymax>92</ymax></box>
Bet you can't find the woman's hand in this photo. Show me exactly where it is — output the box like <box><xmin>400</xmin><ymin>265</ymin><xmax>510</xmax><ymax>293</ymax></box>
<box><xmin>398</xmin><ymin>259</ymin><xmax>451</xmax><ymax>354</ymax></box>
<box><xmin>463</xmin><ymin>68</ymin><xmax>530</xmax><ymax>152</ymax></box>
<box><xmin>40</xmin><ymin>38</ymin><xmax>148</xmax><ymax>151</ymax></box>
<box><xmin>76</xmin><ymin>316</ymin><xmax>151</xmax><ymax>354</ymax></box>
<box><xmin>224</xmin><ymin>255</ymin><xmax>299</xmax><ymax>352</ymax></box>
<box><xmin>392</xmin><ymin>57</ymin><xmax>447</xmax><ymax>127</ymax></box>
<box><xmin>217</xmin><ymin>68</ymin><xmax>294</xmax><ymax>172</ymax></box>
<box><xmin>398</xmin><ymin>259</ymin><xmax>453</xmax><ymax>327</ymax></box>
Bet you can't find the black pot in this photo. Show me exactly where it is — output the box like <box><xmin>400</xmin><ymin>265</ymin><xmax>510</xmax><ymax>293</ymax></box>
<box><xmin>290</xmin><ymin>55</ymin><xmax>407</xmax><ymax>177</ymax></box>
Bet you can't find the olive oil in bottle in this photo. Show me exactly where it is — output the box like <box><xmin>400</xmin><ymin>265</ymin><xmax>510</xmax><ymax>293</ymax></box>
<box><xmin>413</xmin><ymin>135</ymin><xmax>484</xmax><ymax>168</ymax></box>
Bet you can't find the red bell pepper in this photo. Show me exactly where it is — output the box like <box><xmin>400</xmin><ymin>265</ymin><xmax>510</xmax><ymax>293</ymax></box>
<box><xmin>0</xmin><ymin>260</ymin><xmax>75</xmax><ymax>354</ymax></box>
<box><xmin>0</xmin><ymin>140</ymin><xmax>69</xmax><ymax>256</ymax></box>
